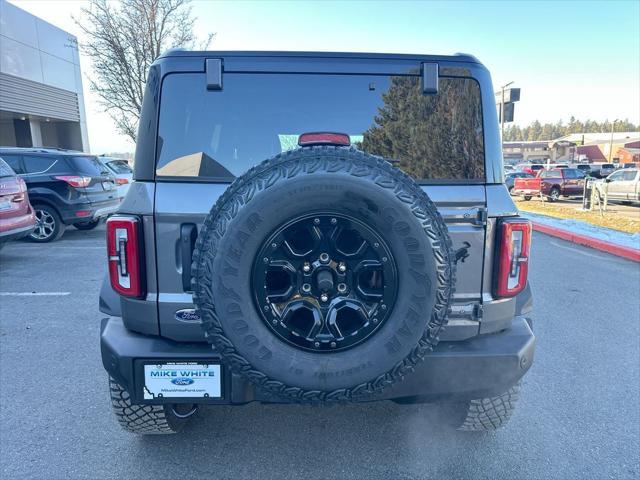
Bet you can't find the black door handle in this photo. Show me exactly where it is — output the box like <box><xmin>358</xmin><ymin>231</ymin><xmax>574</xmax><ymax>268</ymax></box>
<box><xmin>180</xmin><ymin>224</ymin><xmax>197</xmax><ymax>292</ymax></box>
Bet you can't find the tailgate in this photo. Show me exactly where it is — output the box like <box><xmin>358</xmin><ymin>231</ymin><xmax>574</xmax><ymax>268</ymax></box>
<box><xmin>513</xmin><ymin>177</ymin><xmax>540</xmax><ymax>191</ymax></box>
<box><xmin>154</xmin><ymin>182</ymin><xmax>487</xmax><ymax>342</ymax></box>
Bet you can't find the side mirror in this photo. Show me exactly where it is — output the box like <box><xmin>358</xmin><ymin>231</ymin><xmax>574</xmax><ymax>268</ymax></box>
<box><xmin>604</xmin><ymin>177</ymin><xmax>612</xmax><ymax>183</ymax></box>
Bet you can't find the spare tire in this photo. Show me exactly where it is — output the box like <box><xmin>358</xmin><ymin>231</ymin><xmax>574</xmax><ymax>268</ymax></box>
<box><xmin>192</xmin><ymin>146</ymin><xmax>455</xmax><ymax>402</ymax></box>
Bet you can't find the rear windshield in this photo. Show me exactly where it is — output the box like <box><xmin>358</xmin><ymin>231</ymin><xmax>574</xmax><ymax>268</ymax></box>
<box><xmin>156</xmin><ymin>73</ymin><xmax>485</xmax><ymax>182</ymax></box>
<box><xmin>0</xmin><ymin>158</ymin><xmax>15</xmax><ymax>177</ymax></box>
<box><xmin>106</xmin><ymin>160</ymin><xmax>132</xmax><ymax>174</ymax></box>
<box><xmin>69</xmin><ymin>156</ymin><xmax>109</xmax><ymax>176</ymax></box>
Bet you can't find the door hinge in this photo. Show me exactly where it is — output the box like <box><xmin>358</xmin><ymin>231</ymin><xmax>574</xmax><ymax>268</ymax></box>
<box><xmin>473</xmin><ymin>207</ymin><xmax>488</xmax><ymax>227</ymax></box>
<box><xmin>206</xmin><ymin>58</ymin><xmax>223</xmax><ymax>90</ymax></box>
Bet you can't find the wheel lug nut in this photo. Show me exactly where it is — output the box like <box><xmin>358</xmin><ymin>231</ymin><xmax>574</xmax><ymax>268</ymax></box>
<box><xmin>271</xmin><ymin>242</ymin><xmax>277</xmax><ymax>249</ymax></box>
<box><xmin>302</xmin><ymin>284</ymin><xmax>311</xmax><ymax>293</ymax></box>
<box><xmin>381</xmin><ymin>304</ymin><xmax>387</xmax><ymax>310</ymax></box>
<box><xmin>331</xmin><ymin>218</ymin><xmax>337</xmax><ymax>225</ymax></box>
<box><xmin>263</xmin><ymin>257</ymin><xmax>269</xmax><ymax>264</ymax></box>
<box><xmin>263</xmin><ymin>305</ymin><xmax>270</xmax><ymax>312</ymax></box>
<box><xmin>320</xmin><ymin>293</ymin><xmax>329</xmax><ymax>302</ymax></box>
<box><xmin>374</xmin><ymin>242</ymin><xmax>380</xmax><ymax>248</ymax></box>
<box><xmin>314</xmin><ymin>341</ymin><xmax>320</xmax><ymax>347</ymax></box>
<box><xmin>330</xmin><ymin>341</ymin><xmax>336</xmax><ymax>348</ymax></box>
<box><xmin>382</xmin><ymin>257</ymin><xmax>388</xmax><ymax>262</ymax></box>
<box><xmin>314</xmin><ymin>218</ymin><xmax>320</xmax><ymax>225</ymax></box>
<box><xmin>272</xmin><ymin>319</ymin><xmax>278</xmax><ymax>325</ymax></box>
<box><xmin>338</xmin><ymin>263</ymin><xmax>346</xmax><ymax>273</ymax></box>
<box><xmin>319</xmin><ymin>253</ymin><xmax>330</xmax><ymax>263</ymax></box>
<box><xmin>337</xmin><ymin>283</ymin><xmax>347</xmax><ymax>294</ymax></box>
<box><xmin>303</xmin><ymin>263</ymin><xmax>311</xmax><ymax>273</ymax></box>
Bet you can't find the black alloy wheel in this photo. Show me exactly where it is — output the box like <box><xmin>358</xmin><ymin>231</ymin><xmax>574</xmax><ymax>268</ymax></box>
<box><xmin>252</xmin><ymin>213</ymin><xmax>397</xmax><ymax>353</ymax></box>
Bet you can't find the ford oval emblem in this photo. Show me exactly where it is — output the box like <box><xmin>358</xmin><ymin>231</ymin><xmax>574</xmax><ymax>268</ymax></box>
<box><xmin>175</xmin><ymin>309</ymin><xmax>201</xmax><ymax>323</ymax></box>
<box><xmin>171</xmin><ymin>377</ymin><xmax>194</xmax><ymax>386</ymax></box>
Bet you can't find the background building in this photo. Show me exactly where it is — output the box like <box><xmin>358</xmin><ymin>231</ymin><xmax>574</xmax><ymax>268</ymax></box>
<box><xmin>502</xmin><ymin>141</ymin><xmax>550</xmax><ymax>165</ymax></box>
<box><xmin>0</xmin><ymin>0</ymin><xmax>89</xmax><ymax>151</ymax></box>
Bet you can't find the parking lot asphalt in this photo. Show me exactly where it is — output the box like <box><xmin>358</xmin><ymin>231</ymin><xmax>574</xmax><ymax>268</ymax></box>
<box><xmin>0</xmin><ymin>225</ymin><xmax>638</xmax><ymax>480</ymax></box>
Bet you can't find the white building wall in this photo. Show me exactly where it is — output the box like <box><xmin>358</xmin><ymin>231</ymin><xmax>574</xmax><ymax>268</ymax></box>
<box><xmin>0</xmin><ymin>0</ymin><xmax>89</xmax><ymax>151</ymax></box>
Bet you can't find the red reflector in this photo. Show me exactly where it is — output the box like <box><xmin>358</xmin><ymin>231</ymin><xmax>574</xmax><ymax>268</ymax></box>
<box><xmin>494</xmin><ymin>218</ymin><xmax>531</xmax><ymax>298</ymax></box>
<box><xmin>115</xmin><ymin>178</ymin><xmax>129</xmax><ymax>185</ymax></box>
<box><xmin>75</xmin><ymin>210</ymin><xmax>91</xmax><ymax>218</ymax></box>
<box><xmin>106</xmin><ymin>216</ymin><xmax>144</xmax><ymax>298</ymax></box>
<box><xmin>54</xmin><ymin>175</ymin><xmax>91</xmax><ymax>188</ymax></box>
<box><xmin>298</xmin><ymin>132</ymin><xmax>351</xmax><ymax>147</ymax></box>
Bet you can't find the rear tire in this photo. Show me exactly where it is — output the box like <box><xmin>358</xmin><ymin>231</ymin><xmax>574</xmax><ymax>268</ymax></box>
<box><xmin>547</xmin><ymin>187</ymin><xmax>560</xmax><ymax>202</ymax></box>
<box><xmin>73</xmin><ymin>219</ymin><xmax>101</xmax><ymax>230</ymax></box>
<box><xmin>108</xmin><ymin>377</ymin><xmax>196</xmax><ymax>434</ymax></box>
<box><xmin>522</xmin><ymin>195</ymin><xmax>532</xmax><ymax>201</ymax></box>
<box><xmin>29</xmin><ymin>204</ymin><xmax>65</xmax><ymax>242</ymax></box>
<box><xmin>452</xmin><ymin>383</ymin><xmax>521</xmax><ymax>431</ymax></box>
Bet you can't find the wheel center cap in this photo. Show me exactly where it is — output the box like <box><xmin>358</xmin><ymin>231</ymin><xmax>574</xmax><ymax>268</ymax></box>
<box><xmin>315</xmin><ymin>269</ymin><xmax>334</xmax><ymax>292</ymax></box>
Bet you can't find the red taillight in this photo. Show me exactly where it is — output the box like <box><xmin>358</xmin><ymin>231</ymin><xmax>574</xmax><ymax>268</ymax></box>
<box><xmin>75</xmin><ymin>210</ymin><xmax>92</xmax><ymax>218</ymax></box>
<box><xmin>115</xmin><ymin>178</ymin><xmax>129</xmax><ymax>185</ymax></box>
<box><xmin>298</xmin><ymin>132</ymin><xmax>351</xmax><ymax>147</ymax></box>
<box><xmin>54</xmin><ymin>175</ymin><xmax>91</xmax><ymax>188</ymax></box>
<box><xmin>494</xmin><ymin>218</ymin><xmax>532</xmax><ymax>298</ymax></box>
<box><xmin>107</xmin><ymin>216</ymin><xmax>144</xmax><ymax>298</ymax></box>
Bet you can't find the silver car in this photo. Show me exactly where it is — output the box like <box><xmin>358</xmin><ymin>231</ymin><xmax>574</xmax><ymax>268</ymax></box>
<box><xmin>595</xmin><ymin>168</ymin><xmax>640</xmax><ymax>205</ymax></box>
<box><xmin>100</xmin><ymin>157</ymin><xmax>133</xmax><ymax>201</ymax></box>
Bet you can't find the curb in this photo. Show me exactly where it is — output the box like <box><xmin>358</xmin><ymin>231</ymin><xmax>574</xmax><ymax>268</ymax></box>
<box><xmin>531</xmin><ymin>222</ymin><xmax>640</xmax><ymax>262</ymax></box>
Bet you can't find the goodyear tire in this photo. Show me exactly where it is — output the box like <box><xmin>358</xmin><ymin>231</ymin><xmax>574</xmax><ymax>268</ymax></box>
<box><xmin>192</xmin><ymin>146</ymin><xmax>455</xmax><ymax>402</ymax></box>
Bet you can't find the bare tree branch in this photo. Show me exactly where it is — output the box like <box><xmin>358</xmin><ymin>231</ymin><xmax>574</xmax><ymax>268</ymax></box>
<box><xmin>74</xmin><ymin>0</ymin><xmax>214</xmax><ymax>142</ymax></box>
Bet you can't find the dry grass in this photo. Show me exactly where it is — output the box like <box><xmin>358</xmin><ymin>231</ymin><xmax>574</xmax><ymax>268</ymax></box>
<box><xmin>515</xmin><ymin>198</ymin><xmax>640</xmax><ymax>234</ymax></box>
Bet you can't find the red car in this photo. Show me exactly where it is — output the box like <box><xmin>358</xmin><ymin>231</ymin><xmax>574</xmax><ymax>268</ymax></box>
<box><xmin>512</xmin><ymin>167</ymin><xmax>586</xmax><ymax>202</ymax></box>
<box><xmin>0</xmin><ymin>157</ymin><xmax>36</xmax><ymax>248</ymax></box>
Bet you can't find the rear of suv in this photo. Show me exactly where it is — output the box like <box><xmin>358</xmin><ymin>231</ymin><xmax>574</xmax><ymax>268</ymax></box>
<box><xmin>0</xmin><ymin>148</ymin><xmax>120</xmax><ymax>241</ymax></box>
<box><xmin>0</xmin><ymin>157</ymin><xmax>36</xmax><ymax>248</ymax></box>
<box><xmin>99</xmin><ymin>51</ymin><xmax>535</xmax><ymax>434</ymax></box>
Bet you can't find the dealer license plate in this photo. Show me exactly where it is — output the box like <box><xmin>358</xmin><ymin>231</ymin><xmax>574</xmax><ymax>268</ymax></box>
<box><xmin>143</xmin><ymin>362</ymin><xmax>221</xmax><ymax>400</ymax></box>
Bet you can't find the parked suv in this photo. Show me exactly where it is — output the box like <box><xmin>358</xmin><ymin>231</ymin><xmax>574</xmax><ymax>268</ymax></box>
<box><xmin>0</xmin><ymin>157</ymin><xmax>36</xmax><ymax>248</ymax></box>
<box><xmin>99</xmin><ymin>51</ymin><xmax>535</xmax><ymax>434</ymax></box>
<box><xmin>0</xmin><ymin>148</ymin><xmax>119</xmax><ymax>241</ymax></box>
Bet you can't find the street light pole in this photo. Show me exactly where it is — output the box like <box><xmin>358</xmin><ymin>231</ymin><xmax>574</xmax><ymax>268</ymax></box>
<box><xmin>608</xmin><ymin>119</ymin><xmax>619</xmax><ymax>162</ymax></box>
<box><xmin>500</xmin><ymin>81</ymin><xmax>514</xmax><ymax>141</ymax></box>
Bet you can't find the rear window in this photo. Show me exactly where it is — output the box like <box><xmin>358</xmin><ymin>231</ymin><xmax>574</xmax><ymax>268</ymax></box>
<box><xmin>106</xmin><ymin>160</ymin><xmax>132</xmax><ymax>174</ymax></box>
<box><xmin>0</xmin><ymin>158</ymin><xmax>15</xmax><ymax>177</ymax></box>
<box><xmin>69</xmin><ymin>156</ymin><xmax>109</xmax><ymax>176</ymax></box>
<box><xmin>156</xmin><ymin>73</ymin><xmax>485</xmax><ymax>182</ymax></box>
<box><xmin>1</xmin><ymin>154</ymin><xmax>24</xmax><ymax>174</ymax></box>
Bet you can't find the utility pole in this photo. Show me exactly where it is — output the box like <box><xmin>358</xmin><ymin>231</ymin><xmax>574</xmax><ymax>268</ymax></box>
<box><xmin>500</xmin><ymin>81</ymin><xmax>514</xmax><ymax>140</ymax></box>
<box><xmin>608</xmin><ymin>119</ymin><xmax>619</xmax><ymax>162</ymax></box>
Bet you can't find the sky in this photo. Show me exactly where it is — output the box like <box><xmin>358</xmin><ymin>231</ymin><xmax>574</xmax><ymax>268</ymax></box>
<box><xmin>8</xmin><ymin>0</ymin><xmax>640</xmax><ymax>154</ymax></box>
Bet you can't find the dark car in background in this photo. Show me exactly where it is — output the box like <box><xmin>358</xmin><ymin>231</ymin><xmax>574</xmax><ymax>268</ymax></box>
<box><xmin>0</xmin><ymin>148</ymin><xmax>120</xmax><ymax>242</ymax></box>
<box><xmin>0</xmin><ymin>157</ymin><xmax>36</xmax><ymax>249</ymax></box>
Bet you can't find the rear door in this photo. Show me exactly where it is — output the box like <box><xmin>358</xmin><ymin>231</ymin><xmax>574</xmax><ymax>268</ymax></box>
<box><xmin>152</xmin><ymin>62</ymin><xmax>489</xmax><ymax>342</ymax></box>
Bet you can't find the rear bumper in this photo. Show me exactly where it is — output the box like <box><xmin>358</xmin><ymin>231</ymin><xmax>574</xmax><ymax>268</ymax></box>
<box><xmin>0</xmin><ymin>222</ymin><xmax>35</xmax><ymax>242</ymax></box>
<box><xmin>101</xmin><ymin>316</ymin><xmax>535</xmax><ymax>405</ymax></box>
<box><xmin>59</xmin><ymin>199</ymin><xmax>120</xmax><ymax>224</ymax></box>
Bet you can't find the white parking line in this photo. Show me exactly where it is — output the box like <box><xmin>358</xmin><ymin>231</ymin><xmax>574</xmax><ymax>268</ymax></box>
<box><xmin>0</xmin><ymin>292</ymin><xmax>71</xmax><ymax>296</ymax></box>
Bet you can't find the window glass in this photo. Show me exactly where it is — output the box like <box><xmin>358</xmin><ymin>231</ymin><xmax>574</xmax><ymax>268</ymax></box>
<box><xmin>69</xmin><ymin>156</ymin><xmax>110</xmax><ymax>176</ymax></box>
<box><xmin>608</xmin><ymin>171</ymin><xmax>624</xmax><ymax>181</ymax></box>
<box><xmin>106</xmin><ymin>160</ymin><xmax>132</xmax><ymax>174</ymax></box>
<box><xmin>23</xmin><ymin>155</ymin><xmax>62</xmax><ymax>174</ymax></box>
<box><xmin>1</xmin><ymin>154</ymin><xmax>23</xmax><ymax>174</ymax></box>
<box><xmin>0</xmin><ymin>158</ymin><xmax>15</xmax><ymax>177</ymax></box>
<box><xmin>156</xmin><ymin>73</ymin><xmax>485</xmax><ymax>181</ymax></box>
<box><xmin>622</xmin><ymin>170</ymin><xmax>637</xmax><ymax>181</ymax></box>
